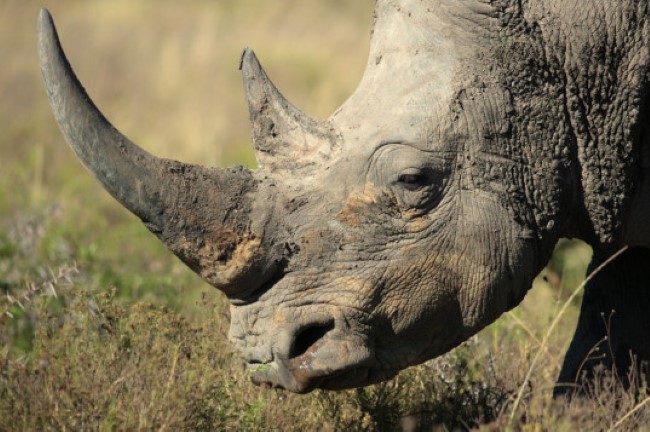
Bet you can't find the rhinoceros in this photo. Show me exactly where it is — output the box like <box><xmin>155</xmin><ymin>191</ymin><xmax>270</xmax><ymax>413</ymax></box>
<box><xmin>37</xmin><ymin>1</ymin><xmax>649</xmax><ymax>394</ymax></box>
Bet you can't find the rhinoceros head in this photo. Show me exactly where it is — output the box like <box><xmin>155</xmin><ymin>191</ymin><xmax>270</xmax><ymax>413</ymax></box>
<box><xmin>38</xmin><ymin>0</ymin><xmax>572</xmax><ymax>392</ymax></box>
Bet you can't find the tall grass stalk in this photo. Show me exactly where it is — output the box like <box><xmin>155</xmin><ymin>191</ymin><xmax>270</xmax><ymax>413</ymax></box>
<box><xmin>507</xmin><ymin>246</ymin><xmax>629</xmax><ymax>426</ymax></box>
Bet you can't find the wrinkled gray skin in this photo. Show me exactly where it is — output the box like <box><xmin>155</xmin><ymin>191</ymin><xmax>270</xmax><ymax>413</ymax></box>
<box><xmin>37</xmin><ymin>1</ymin><xmax>650</xmax><ymax>394</ymax></box>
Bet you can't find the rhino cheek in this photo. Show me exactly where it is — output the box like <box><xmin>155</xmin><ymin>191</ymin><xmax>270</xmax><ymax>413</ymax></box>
<box><xmin>365</xmin><ymin>195</ymin><xmax>540</xmax><ymax>367</ymax></box>
<box><xmin>453</xmin><ymin>197</ymin><xmax>540</xmax><ymax>333</ymax></box>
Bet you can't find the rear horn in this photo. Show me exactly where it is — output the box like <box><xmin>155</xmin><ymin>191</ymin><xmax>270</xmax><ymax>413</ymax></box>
<box><xmin>241</xmin><ymin>48</ymin><xmax>339</xmax><ymax>171</ymax></box>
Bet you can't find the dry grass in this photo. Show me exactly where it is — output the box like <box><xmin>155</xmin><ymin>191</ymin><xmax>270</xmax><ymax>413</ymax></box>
<box><xmin>1</xmin><ymin>1</ymin><xmax>648</xmax><ymax>430</ymax></box>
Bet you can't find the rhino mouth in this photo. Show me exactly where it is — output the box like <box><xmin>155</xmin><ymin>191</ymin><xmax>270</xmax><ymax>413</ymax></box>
<box><xmin>246</xmin><ymin>329</ymin><xmax>388</xmax><ymax>393</ymax></box>
<box><xmin>249</xmin><ymin>366</ymin><xmax>349</xmax><ymax>394</ymax></box>
<box><xmin>249</xmin><ymin>365</ymin><xmax>370</xmax><ymax>394</ymax></box>
<box><xmin>249</xmin><ymin>361</ymin><xmax>399</xmax><ymax>393</ymax></box>
<box><xmin>317</xmin><ymin>367</ymin><xmax>399</xmax><ymax>391</ymax></box>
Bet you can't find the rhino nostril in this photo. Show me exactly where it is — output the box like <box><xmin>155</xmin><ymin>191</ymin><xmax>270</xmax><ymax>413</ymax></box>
<box><xmin>290</xmin><ymin>321</ymin><xmax>335</xmax><ymax>359</ymax></box>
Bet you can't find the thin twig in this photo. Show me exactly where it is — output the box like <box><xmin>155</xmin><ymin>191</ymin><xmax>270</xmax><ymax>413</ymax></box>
<box><xmin>506</xmin><ymin>311</ymin><xmax>559</xmax><ymax>368</ymax></box>
<box><xmin>571</xmin><ymin>336</ymin><xmax>608</xmax><ymax>390</ymax></box>
<box><xmin>507</xmin><ymin>246</ymin><xmax>628</xmax><ymax>427</ymax></box>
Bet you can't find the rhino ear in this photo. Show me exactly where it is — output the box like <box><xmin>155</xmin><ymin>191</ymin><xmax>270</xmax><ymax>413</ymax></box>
<box><xmin>241</xmin><ymin>49</ymin><xmax>338</xmax><ymax>171</ymax></box>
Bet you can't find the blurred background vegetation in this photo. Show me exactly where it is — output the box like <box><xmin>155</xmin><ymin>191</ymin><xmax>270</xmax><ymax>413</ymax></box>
<box><xmin>2</xmin><ymin>1</ymin><xmax>626</xmax><ymax>430</ymax></box>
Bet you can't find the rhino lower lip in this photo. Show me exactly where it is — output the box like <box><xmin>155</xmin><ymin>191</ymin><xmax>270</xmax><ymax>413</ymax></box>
<box><xmin>249</xmin><ymin>363</ymin><xmax>376</xmax><ymax>393</ymax></box>
<box><xmin>249</xmin><ymin>368</ymin><xmax>326</xmax><ymax>394</ymax></box>
<box><xmin>248</xmin><ymin>361</ymin><xmax>350</xmax><ymax>393</ymax></box>
<box><xmin>318</xmin><ymin>368</ymin><xmax>371</xmax><ymax>390</ymax></box>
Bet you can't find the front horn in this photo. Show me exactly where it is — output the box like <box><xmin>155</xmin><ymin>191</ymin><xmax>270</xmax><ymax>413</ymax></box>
<box><xmin>37</xmin><ymin>9</ymin><xmax>283</xmax><ymax>297</ymax></box>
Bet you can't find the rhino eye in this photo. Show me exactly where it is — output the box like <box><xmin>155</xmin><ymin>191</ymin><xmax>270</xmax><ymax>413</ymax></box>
<box><xmin>398</xmin><ymin>173</ymin><xmax>425</xmax><ymax>185</ymax></box>
<box><xmin>397</xmin><ymin>170</ymin><xmax>430</xmax><ymax>191</ymax></box>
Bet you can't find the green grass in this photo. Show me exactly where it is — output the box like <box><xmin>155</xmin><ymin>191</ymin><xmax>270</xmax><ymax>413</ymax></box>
<box><xmin>1</xmin><ymin>1</ymin><xmax>648</xmax><ymax>430</ymax></box>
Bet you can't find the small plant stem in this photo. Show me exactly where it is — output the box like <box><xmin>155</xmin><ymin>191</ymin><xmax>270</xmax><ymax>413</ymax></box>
<box><xmin>507</xmin><ymin>246</ymin><xmax>628</xmax><ymax>427</ymax></box>
<box><xmin>608</xmin><ymin>396</ymin><xmax>650</xmax><ymax>431</ymax></box>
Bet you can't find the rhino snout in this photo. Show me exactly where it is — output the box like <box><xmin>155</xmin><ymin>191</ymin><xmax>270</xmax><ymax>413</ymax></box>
<box><xmin>244</xmin><ymin>317</ymin><xmax>376</xmax><ymax>393</ymax></box>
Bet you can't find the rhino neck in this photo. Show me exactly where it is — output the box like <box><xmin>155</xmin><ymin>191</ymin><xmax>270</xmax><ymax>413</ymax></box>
<box><xmin>525</xmin><ymin>0</ymin><xmax>650</xmax><ymax>250</ymax></box>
